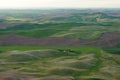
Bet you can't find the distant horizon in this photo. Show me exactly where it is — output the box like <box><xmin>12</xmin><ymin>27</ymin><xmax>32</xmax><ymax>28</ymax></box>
<box><xmin>0</xmin><ymin>0</ymin><xmax>120</xmax><ymax>9</ymax></box>
<box><xmin>0</xmin><ymin>7</ymin><xmax>120</xmax><ymax>10</ymax></box>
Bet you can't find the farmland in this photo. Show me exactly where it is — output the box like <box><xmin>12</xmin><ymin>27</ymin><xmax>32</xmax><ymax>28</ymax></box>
<box><xmin>0</xmin><ymin>46</ymin><xmax>120</xmax><ymax>80</ymax></box>
<box><xmin>0</xmin><ymin>9</ymin><xmax>120</xmax><ymax>80</ymax></box>
<box><xmin>0</xmin><ymin>9</ymin><xmax>120</xmax><ymax>39</ymax></box>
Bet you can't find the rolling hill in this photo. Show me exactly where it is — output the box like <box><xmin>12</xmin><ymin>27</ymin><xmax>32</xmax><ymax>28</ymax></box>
<box><xmin>0</xmin><ymin>9</ymin><xmax>120</xmax><ymax>39</ymax></box>
<box><xmin>0</xmin><ymin>9</ymin><xmax>120</xmax><ymax>80</ymax></box>
<box><xmin>0</xmin><ymin>46</ymin><xmax>120</xmax><ymax>80</ymax></box>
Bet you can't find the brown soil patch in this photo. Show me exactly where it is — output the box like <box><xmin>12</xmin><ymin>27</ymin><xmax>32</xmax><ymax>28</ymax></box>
<box><xmin>0</xmin><ymin>32</ymin><xmax>120</xmax><ymax>47</ymax></box>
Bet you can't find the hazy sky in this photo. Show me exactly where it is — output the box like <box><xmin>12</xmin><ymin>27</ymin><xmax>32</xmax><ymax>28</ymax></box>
<box><xmin>0</xmin><ymin>0</ymin><xmax>120</xmax><ymax>9</ymax></box>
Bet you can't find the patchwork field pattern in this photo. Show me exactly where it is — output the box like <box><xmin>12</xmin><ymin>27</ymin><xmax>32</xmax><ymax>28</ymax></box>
<box><xmin>0</xmin><ymin>9</ymin><xmax>120</xmax><ymax>80</ymax></box>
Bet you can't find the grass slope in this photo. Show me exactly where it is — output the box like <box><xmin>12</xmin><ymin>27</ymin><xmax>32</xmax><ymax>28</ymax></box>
<box><xmin>0</xmin><ymin>9</ymin><xmax>120</xmax><ymax>39</ymax></box>
<box><xmin>0</xmin><ymin>22</ymin><xmax>120</xmax><ymax>39</ymax></box>
<box><xmin>0</xmin><ymin>46</ymin><xmax>120</xmax><ymax>80</ymax></box>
